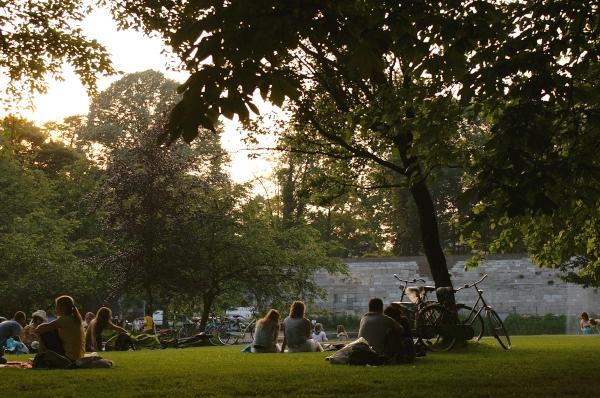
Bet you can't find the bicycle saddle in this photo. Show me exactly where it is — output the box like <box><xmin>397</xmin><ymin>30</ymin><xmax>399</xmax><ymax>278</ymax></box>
<box><xmin>436</xmin><ymin>286</ymin><xmax>454</xmax><ymax>295</ymax></box>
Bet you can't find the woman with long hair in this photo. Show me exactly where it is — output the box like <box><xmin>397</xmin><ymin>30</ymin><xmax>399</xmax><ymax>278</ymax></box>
<box><xmin>251</xmin><ymin>309</ymin><xmax>281</xmax><ymax>353</ymax></box>
<box><xmin>281</xmin><ymin>301</ymin><xmax>323</xmax><ymax>353</ymax></box>
<box><xmin>85</xmin><ymin>307</ymin><xmax>128</xmax><ymax>352</ymax></box>
<box><xmin>36</xmin><ymin>295</ymin><xmax>85</xmax><ymax>361</ymax></box>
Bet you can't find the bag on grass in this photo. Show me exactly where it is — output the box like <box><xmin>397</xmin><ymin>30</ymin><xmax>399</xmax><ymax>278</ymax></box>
<box><xmin>75</xmin><ymin>355</ymin><xmax>113</xmax><ymax>369</ymax></box>
<box><xmin>326</xmin><ymin>337</ymin><xmax>386</xmax><ymax>366</ymax></box>
<box><xmin>32</xmin><ymin>350</ymin><xmax>73</xmax><ymax>369</ymax></box>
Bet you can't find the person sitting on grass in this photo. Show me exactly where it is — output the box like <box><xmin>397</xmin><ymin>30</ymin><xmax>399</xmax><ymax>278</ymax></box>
<box><xmin>86</xmin><ymin>307</ymin><xmax>129</xmax><ymax>352</ymax></box>
<box><xmin>83</xmin><ymin>312</ymin><xmax>95</xmax><ymax>330</ymax></box>
<box><xmin>0</xmin><ymin>315</ymin><xmax>26</xmax><ymax>364</ymax></box>
<box><xmin>358</xmin><ymin>298</ymin><xmax>404</xmax><ymax>362</ymax></box>
<box><xmin>281</xmin><ymin>301</ymin><xmax>323</xmax><ymax>353</ymax></box>
<box><xmin>21</xmin><ymin>310</ymin><xmax>47</xmax><ymax>351</ymax></box>
<box><xmin>336</xmin><ymin>324</ymin><xmax>349</xmax><ymax>341</ymax></box>
<box><xmin>580</xmin><ymin>312</ymin><xmax>594</xmax><ymax>335</ymax></box>
<box><xmin>36</xmin><ymin>295</ymin><xmax>85</xmax><ymax>361</ymax></box>
<box><xmin>312</xmin><ymin>323</ymin><xmax>328</xmax><ymax>343</ymax></box>
<box><xmin>251</xmin><ymin>309</ymin><xmax>281</xmax><ymax>353</ymax></box>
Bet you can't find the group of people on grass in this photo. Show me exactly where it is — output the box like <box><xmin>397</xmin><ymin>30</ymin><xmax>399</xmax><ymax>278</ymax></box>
<box><xmin>2</xmin><ymin>294</ymin><xmax>414</xmax><ymax>366</ymax></box>
<box><xmin>251</xmin><ymin>298</ymin><xmax>414</xmax><ymax>364</ymax></box>
<box><xmin>0</xmin><ymin>295</ymin><xmax>158</xmax><ymax>365</ymax></box>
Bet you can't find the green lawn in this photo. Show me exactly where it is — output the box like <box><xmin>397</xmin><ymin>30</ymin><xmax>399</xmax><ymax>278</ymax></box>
<box><xmin>4</xmin><ymin>336</ymin><xmax>599</xmax><ymax>397</ymax></box>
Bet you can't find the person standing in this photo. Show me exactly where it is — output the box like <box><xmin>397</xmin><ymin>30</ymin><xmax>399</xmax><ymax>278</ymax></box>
<box><xmin>143</xmin><ymin>310</ymin><xmax>155</xmax><ymax>334</ymax></box>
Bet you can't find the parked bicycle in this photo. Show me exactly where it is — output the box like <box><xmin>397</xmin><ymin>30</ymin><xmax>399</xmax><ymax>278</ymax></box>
<box><xmin>178</xmin><ymin>313</ymin><xmax>226</xmax><ymax>346</ymax></box>
<box><xmin>220</xmin><ymin>312</ymin><xmax>257</xmax><ymax>345</ymax></box>
<box><xmin>391</xmin><ymin>275</ymin><xmax>442</xmax><ymax>348</ymax></box>
<box><xmin>417</xmin><ymin>274</ymin><xmax>511</xmax><ymax>351</ymax></box>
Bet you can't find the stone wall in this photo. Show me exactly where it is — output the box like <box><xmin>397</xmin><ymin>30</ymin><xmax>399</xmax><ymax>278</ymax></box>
<box><xmin>313</xmin><ymin>255</ymin><xmax>600</xmax><ymax>333</ymax></box>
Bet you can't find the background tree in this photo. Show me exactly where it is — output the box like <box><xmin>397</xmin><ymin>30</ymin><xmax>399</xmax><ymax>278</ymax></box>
<box><xmin>0</xmin><ymin>0</ymin><xmax>113</xmax><ymax>105</ymax></box>
<box><xmin>0</xmin><ymin>116</ymin><xmax>107</xmax><ymax>314</ymax></box>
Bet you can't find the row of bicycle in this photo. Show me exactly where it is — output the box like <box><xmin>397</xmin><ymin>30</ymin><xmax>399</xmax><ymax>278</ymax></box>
<box><xmin>158</xmin><ymin>313</ymin><xmax>257</xmax><ymax>346</ymax></box>
<box><xmin>392</xmin><ymin>273</ymin><xmax>511</xmax><ymax>351</ymax></box>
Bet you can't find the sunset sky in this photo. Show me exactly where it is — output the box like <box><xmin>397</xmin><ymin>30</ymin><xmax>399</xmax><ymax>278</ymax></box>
<box><xmin>14</xmin><ymin>8</ymin><xmax>277</xmax><ymax>188</ymax></box>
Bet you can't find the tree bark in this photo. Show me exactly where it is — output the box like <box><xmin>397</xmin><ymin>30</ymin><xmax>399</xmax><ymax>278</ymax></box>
<box><xmin>408</xmin><ymin>179</ymin><xmax>453</xmax><ymax>289</ymax></box>
<box><xmin>200</xmin><ymin>293</ymin><xmax>215</xmax><ymax>330</ymax></box>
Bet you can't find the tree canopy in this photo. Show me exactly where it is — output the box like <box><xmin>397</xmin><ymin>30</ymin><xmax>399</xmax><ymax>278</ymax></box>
<box><xmin>0</xmin><ymin>0</ymin><xmax>114</xmax><ymax>105</ymax></box>
<box><xmin>109</xmin><ymin>1</ymin><xmax>600</xmax><ymax>288</ymax></box>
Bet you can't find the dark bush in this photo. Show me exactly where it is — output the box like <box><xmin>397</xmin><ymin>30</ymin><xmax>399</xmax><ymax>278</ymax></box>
<box><xmin>503</xmin><ymin>314</ymin><xmax>566</xmax><ymax>335</ymax></box>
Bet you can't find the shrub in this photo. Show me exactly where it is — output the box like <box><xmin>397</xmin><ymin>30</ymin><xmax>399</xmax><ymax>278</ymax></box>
<box><xmin>503</xmin><ymin>314</ymin><xmax>566</xmax><ymax>335</ymax></box>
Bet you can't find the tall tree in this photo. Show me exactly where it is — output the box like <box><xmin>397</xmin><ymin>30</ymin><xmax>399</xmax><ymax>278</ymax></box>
<box><xmin>109</xmin><ymin>1</ymin><xmax>508</xmax><ymax>294</ymax></box>
<box><xmin>0</xmin><ymin>118</ymin><xmax>106</xmax><ymax>314</ymax></box>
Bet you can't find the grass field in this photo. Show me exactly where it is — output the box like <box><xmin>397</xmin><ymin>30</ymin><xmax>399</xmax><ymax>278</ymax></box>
<box><xmin>4</xmin><ymin>336</ymin><xmax>600</xmax><ymax>397</ymax></box>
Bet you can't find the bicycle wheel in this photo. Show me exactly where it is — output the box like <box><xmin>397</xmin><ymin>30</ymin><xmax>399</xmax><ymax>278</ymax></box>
<box><xmin>205</xmin><ymin>325</ymin><xmax>221</xmax><ymax>346</ymax></box>
<box><xmin>217</xmin><ymin>323</ymin><xmax>231</xmax><ymax>345</ymax></box>
<box><xmin>487</xmin><ymin>309</ymin><xmax>511</xmax><ymax>350</ymax></box>
<box><xmin>416</xmin><ymin>304</ymin><xmax>456</xmax><ymax>352</ymax></box>
<box><xmin>457</xmin><ymin>304</ymin><xmax>484</xmax><ymax>341</ymax></box>
<box><xmin>177</xmin><ymin>324</ymin><xmax>196</xmax><ymax>339</ymax></box>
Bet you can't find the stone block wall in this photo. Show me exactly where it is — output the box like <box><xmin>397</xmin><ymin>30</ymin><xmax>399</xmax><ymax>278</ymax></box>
<box><xmin>313</xmin><ymin>255</ymin><xmax>600</xmax><ymax>333</ymax></box>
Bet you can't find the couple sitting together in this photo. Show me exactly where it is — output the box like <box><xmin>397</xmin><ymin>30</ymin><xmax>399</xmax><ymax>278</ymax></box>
<box><xmin>251</xmin><ymin>301</ymin><xmax>323</xmax><ymax>353</ymax></box>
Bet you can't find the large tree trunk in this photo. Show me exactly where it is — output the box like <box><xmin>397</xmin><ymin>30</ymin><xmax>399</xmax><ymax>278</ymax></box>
<box><xmin>408</xmin><ymin>179</ymin><xmax>453</xmax><ymax>291</ymax></box>
<box><xmin>200</xmin><ymin>293</ymin><xmax>215</xmax><ymax>330</ymax></box>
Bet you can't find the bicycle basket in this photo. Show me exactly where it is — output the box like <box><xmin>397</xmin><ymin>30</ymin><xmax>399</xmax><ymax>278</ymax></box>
<box><xmin>405</xmin><ymin>287</ymin><xmax>421</xmax><ymax>304</ymax></box>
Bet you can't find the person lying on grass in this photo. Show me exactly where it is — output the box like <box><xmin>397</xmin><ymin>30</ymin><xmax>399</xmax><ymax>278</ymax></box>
<box><xmin>86</xmin><ymin>307</ymin><xmax>129</xmax><ymax>352</ymax></box>
<box><xmin>35</xmin><ymin>295</ymin><xmax>85</xmax><ymax>361</ymax></box>
<box><xmin>281</xmin><ymin>301</ymin><xmax>323</xmax><ymax>353</ymax></box>
<box><xmin>252</xmin><ymin>309</ymin><xmax>281</xmax><ymax>353</ymax></box>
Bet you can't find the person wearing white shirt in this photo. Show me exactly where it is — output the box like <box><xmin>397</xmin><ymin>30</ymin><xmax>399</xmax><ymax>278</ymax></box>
<box><xmin>311</xmin><ymin>323</ymin><xmax>328</xmax><ymax>343</ymax></box>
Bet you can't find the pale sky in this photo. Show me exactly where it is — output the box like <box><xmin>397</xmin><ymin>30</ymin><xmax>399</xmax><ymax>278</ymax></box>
<box><xmin>10</xmin><ymin>8</ymin><xmax>277</xmax><ymax>190</ymax></box>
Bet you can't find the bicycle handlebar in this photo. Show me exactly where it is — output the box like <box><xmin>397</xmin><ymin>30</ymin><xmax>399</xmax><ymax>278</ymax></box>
<box><xmin>393</xmin><ymin>274</ymin><xmax>426</xmax><ymax>284</ymax></box>
<box><xmin>455</xmin><ymin>274</ymin><xmax>488</xmax><ymax>292</ymax></box>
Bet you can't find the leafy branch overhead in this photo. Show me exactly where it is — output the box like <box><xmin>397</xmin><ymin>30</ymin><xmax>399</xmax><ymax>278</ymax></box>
<box><xmin>0</xmin><ymin>0</ymin><xmax>114</xmax><ymax>103</ymax></box>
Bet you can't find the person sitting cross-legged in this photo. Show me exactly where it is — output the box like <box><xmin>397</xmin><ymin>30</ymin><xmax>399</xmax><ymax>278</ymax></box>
<box><xmin>358</xmin><ymin>298</ymin><xmax>405</xmax><ymax>363</ymax></box>
<box><xmin>35</xmin><ymin>295</ymin><xmax>85</xmax><ymax>362</ymax></box>
<box><xmin>281</xmin><ymin>301</ymin><xmax>323</xmax><ymax>353</ymax></box>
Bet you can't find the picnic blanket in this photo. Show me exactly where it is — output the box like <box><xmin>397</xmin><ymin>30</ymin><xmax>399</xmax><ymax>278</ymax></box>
<box><xmin>0</xmin><ymin>361</ymin><xmax>33</xmax><ymax>369</ymax></box>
